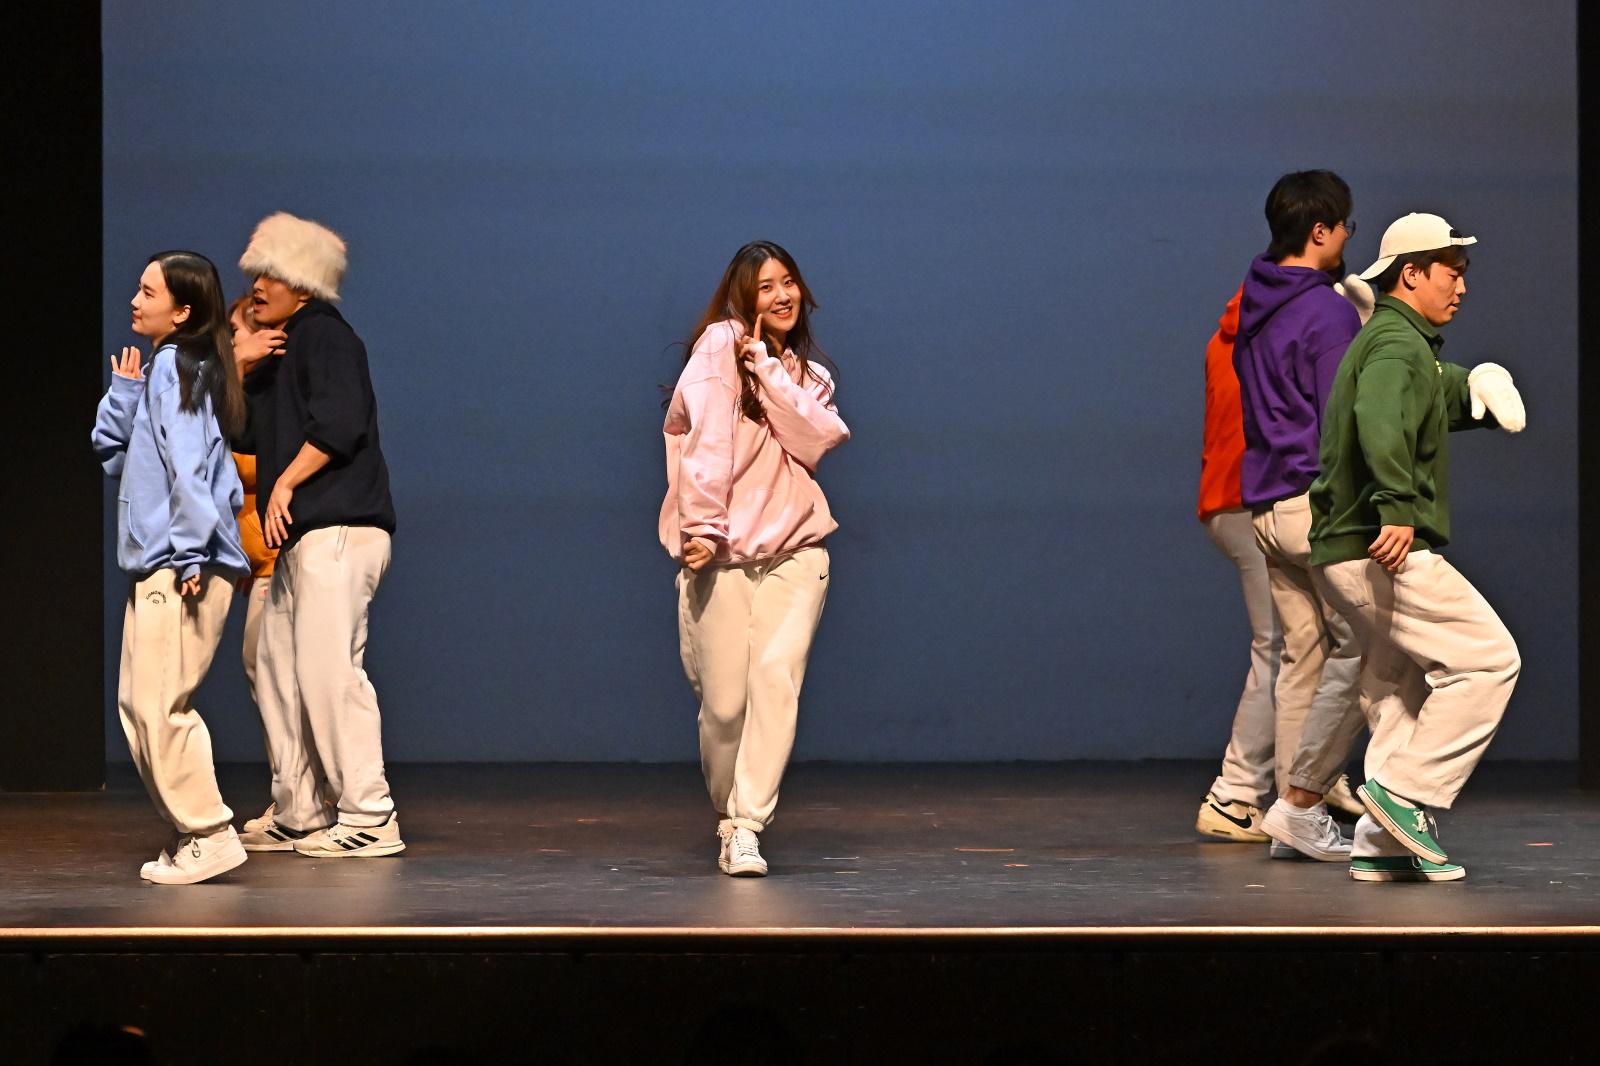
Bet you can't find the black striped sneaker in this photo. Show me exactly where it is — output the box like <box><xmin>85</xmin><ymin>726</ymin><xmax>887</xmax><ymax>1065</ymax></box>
<box><xmin>292</xmin><ymin>815</ymin><xmax>406</xmax><ymax>858</ymax></box>
<box><xmin>238</xmin><ymin>820</ymin><xmax>314</xmax><ymax>852</ymax></box>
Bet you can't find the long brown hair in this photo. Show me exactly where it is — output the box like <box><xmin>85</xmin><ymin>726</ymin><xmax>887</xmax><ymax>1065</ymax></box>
<box><xmin>682</xmin><ymin>241</ymin><xmax>835</xmax><ymax>423</ymax></box>
<box><xmin>148</xmin><ymin>251</ymin><xmax>246</xmax><ymax>438</ymax></box>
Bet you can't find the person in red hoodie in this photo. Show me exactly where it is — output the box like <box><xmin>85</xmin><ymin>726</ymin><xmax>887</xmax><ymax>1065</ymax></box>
<box><xmin>1194</xmin><ymin>288</ymin><xmax>1282</xmax><ymax>843</ymax></box>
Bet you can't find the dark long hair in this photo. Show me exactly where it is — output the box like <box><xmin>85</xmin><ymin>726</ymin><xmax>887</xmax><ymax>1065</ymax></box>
<box><xmin>682</xmin><ymin>241</ymin><xmax>836</xmax><ymax>423</ymax></box>
<box><xmin>148</xmin><ymin>251</ymin><xmax>245</xmax><ymax>438</ymax></box>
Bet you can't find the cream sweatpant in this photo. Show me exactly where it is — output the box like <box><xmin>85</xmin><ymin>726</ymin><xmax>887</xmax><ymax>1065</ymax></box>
<box><xmin>241</xmin><ymin>574</ymin><xmax>272</xmax><ymax>701</ymax></box>
<box><xmin>1318</xmin><ymin>550</ymin><xmax>1519</xmax><ymax>814</ymax></box>
<box><xmin>1252</xmin><ymin>492</ymin><xmax>1366</xmax><ymax>795</ymax></box>
<box><xmin>256</xmin><ymin>525</ymin><xmax>395</xmax><ymax>831</ymax></box>
<box><xmin>117</xmin><ymin>569</ymin><xmax>234</xmax><ymax>835</ymax></box>
<box><xmin>1203</xmin><ymin>509</ymin><xmax>1282</xmax><ymax>809</ymax></box>
<box><xmin>678</xmin><ymin>546</ymin><xmax>830</xmax><ymax>828</ymax></box>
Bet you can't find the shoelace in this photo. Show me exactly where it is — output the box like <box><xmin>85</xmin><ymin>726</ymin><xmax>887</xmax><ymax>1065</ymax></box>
<box><xmin>731</xmin><ymin>830</ymin><xmax>761</xmax><ymax>860</ymax></box>
<box><xmin>1313</xmin><ymin>810</ymin><xmax>1344</xmax><ymax>846</ymax></box>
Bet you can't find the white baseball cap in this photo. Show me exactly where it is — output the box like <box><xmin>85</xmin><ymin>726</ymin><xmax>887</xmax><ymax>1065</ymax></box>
<box><xmin>1357</xmin><ymin>213</ymin><xmax>1477</xmax><ymax>280</ymax></box>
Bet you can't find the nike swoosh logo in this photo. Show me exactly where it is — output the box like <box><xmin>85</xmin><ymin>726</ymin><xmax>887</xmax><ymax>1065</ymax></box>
<box><xmin>819</xmin><ymin>573</ymin><xmax>828</xmax><ymax>580</ymax></box>
<box><xmin>1209</xmin><ymin>803</ymin><xmax>1254</xmax><ymax>830</ymax></box>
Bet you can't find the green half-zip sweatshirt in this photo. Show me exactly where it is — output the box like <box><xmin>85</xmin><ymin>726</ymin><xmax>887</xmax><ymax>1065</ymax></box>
<box><xmin>1309</xmin><ymin>295</ymin><xmax>1492</xmax><ymax>566</ymax></box>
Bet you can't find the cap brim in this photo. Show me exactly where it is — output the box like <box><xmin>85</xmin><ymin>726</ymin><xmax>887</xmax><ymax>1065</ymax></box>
<box><xmin>1357</xmin><ymin>255</ymin><xmax>1395</xmax><ymax>281</ymax></box>
<box><xmin>1356</xmin><ymin>234</ymin><xmax>1477</xmax><ymax>281</ymax></box>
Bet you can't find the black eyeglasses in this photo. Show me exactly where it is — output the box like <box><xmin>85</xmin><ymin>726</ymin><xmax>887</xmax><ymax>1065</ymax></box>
<box><xmin>1337</xmin><ymin>219</ymin><xmax>1357</xmax><ymax>236</ymax></box>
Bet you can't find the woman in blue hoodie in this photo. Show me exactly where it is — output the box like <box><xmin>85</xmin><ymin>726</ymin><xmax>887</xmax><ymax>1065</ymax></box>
<box><xmin>92</xmin><ymin>251</ymin><xmax>252</xmax><ymax>886</ymax></box>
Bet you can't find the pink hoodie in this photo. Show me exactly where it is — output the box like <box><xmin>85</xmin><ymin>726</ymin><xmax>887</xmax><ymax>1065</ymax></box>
<box><xmin>659</xmin><ymin>320</ymin><xmax>850</xmax><ymax>564</ymax></box>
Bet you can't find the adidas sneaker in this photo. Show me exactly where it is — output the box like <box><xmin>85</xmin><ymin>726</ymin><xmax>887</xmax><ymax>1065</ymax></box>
<box><xmin>292</xmin><ymin>814</ymin><xmax>406</xmax><ymax>858</ymax></box>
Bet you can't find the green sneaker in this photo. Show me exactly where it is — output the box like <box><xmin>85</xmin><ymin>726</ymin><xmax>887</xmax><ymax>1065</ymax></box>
<box><xmin>1349</xmin><ymin>856</ymin><xmax>1465</xmax><ymax>882</ymax></box>
<box><xmin>1356</xmin><ymin>779</ymin><xmax>1447</xmax><ymax>864</ymax></box>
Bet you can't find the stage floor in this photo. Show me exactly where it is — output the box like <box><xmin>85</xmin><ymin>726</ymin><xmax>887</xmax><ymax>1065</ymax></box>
<box><xmin>4</xmin><ymin>761</ymin><xmax>1597</xmax><ymax>939</ymax></box>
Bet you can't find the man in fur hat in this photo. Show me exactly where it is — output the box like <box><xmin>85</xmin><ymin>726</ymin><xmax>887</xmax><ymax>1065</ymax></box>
<box><xmin>232</xmin><ymin>212</ymin><xmax>404</xmax><ymax>858</ymax></box>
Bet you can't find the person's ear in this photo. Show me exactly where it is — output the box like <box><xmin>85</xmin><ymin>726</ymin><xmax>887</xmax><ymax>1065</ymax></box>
<box><xmin>171</xmin><ymin>304</ymin><xmax>192</xmax><ymax>326</ymax></box>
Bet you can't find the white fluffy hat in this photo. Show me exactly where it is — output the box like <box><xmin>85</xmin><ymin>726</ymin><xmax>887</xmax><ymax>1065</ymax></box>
<box><xmin>238</xmin><ymin>212</ymin><xmax>347</xmax><ymax>300</ymax></box>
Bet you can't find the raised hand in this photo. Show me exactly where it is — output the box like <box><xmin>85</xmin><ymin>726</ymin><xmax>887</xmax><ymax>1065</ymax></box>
<box><xmin>110</xmin><ymin>346</ymin><xmax>143</xmax><ymax>380</ymax></box>
<box><xmin>235</xmin><ymin>328</ymin><xmax>288</xmax><ymax>373</ymax></box>
<box><xmin>1336</xmin><ymin>274</ymin><xmax>1376</xmax><ymax>325</ymax></box>
<box><xmin>738</xmin><ymin>313</ymin><xmax>767</xmax><ymax>366</ymax></box>
<box><xmin>1468</xmin><ymin>362</ymin><xmax>1526</xmax><ymax>433</ymax></box>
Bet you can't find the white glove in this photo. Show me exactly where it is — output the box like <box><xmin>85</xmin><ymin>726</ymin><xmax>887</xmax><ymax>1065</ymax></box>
<box><xmin>1335</xmin><ymin>274</ymin><xmax>1376</xmax><ymax>324</ymax></box>
<box><xmin>1468</xmin><ymin>362</ymin><xmax>1526</xmax><ymax>433</ymax></box>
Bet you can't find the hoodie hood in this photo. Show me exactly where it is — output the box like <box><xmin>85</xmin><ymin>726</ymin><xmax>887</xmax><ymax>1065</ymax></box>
<box><xmin>1217</xmin><ymin>287</ymin><xmax>1241</xmax><ymax>343</ymax></box>
<box><xmin>1239</xmin><ymin>254</ymin><xmax>1336</xmax><ymax>341</ymax></box>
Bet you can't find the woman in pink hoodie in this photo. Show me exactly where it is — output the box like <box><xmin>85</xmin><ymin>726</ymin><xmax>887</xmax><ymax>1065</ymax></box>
<box><xmin>659</xmin><ymin>241</ymin><xmax>851</xmax><ymax>877</ymax></box>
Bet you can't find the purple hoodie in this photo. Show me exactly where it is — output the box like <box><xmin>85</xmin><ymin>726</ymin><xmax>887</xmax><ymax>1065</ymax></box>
<box><xmin>1232</xmin><ymin>254</ymin><xmax>1360</xmax><ymax>507</ymax></box>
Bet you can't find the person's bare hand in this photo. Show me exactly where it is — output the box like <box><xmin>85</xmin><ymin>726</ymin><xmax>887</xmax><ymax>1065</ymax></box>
<box><xmin>1369</xmin><ymin>524</ymin><xmax>1414</xmax><ymax>572</ymax></box>
<box><xmin>738</xmin><ymin>313</ymin><xmax>766</xmax><ymax>366</ymax></box>
<box><xmin>235</xmin><ymin>329</ymin><xmax>287</xmax><ymax>371</ymax></box>
<box><xmin>180</xmin><ymin>574</ymin><xmax>202</xmax><ymax>598</ymax></box>
<box><xmin>683</xmin><ymin>538</ymin><xmax>714</xmax><ymax>571</ymax></box>
<box><xmin>264</xmin><ymin>482</ymin><xmax>294</xmax><ymax>548</ymax></box>
<box><xmin>110</xmin><ymin>346</ymin><xmax>143</xmax><ymax>380</ymax></box>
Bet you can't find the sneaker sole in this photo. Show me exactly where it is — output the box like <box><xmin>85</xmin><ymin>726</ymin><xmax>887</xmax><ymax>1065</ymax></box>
<box><xmin>719</xmin><ymin>859</ymin><xmax>767</xmax><ymax>877</ymax></box>
<box><xmin>1195</xmin><ymin>809</ymin><xmax>1269</xmax><ymax>843</ymax></box>
<box><xmin>293</xmin><ymin>841</ymin><xmax>407</xmax><ymax>858</ymax></box>
<box><xmin>240</xmin><ymin>839</ymin><xmax>301</xmax><ymax>853</ymax></box>
<box><xmin>1260</xmin><ymin>811</ymin><xmax>1351</xmax><ymax>862</ymax></box>
<box><xmin>1350</xmin><ymin>866</ymin><xmax>1466</xmax><ymax>883</ymax></box>
<box><xmin>1356</xmin><ymin>785</ymin><xmax>1448</xmax><ymax>865</ymax></box>
<box><xmin>141</xmin><ymin>846</ymin><xmax>248</xmax><ymax>886</ymax></box>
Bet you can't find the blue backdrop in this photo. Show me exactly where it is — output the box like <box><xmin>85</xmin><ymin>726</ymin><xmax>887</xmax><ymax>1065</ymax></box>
<box><xmin>101</xmin><ymin>1</ymin><xmax>1577</xmax><ymax>762</ymax></box>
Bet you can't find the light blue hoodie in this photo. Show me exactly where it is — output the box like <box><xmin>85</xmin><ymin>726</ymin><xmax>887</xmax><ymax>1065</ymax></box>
<box><xmin>92</xmin><ymin>344</ymin><xmax>248</xmax><ymax>581</ymax></box>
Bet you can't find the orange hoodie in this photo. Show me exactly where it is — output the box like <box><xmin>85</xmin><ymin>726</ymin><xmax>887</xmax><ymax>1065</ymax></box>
<box><xmin>1197</xmin><ymin>287</ymin><xmax>1246</xmax><ymax>521</ymax></box>
<box><xmin>233</xmin><ymin>452</ymin><xmax>279</xmax><ymax>578</ymax></box>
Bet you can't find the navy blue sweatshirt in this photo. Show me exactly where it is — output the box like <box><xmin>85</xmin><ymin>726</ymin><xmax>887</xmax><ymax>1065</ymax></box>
<box><xmin>234</xmin><ymin>300</ymin><xmax>396</xmax><ymax>552</ymax></box>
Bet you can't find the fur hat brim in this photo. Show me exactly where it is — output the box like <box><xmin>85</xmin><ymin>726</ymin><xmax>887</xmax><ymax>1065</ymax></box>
<box><xmin>239</xmin><ymin>212</ymin><xmax>347</xmax><ymax>301</ymax></box>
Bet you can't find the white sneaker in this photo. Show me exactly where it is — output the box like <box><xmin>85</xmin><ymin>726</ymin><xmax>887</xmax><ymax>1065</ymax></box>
<box><xmin>139</xmin><ymin>831</ymin><xmax>183</xmax><ymax>879</ymax></box>
<box><xmin>1325</xmin><ymin>775</ymin><xmax>1365</xmax><ymax>819</ymax></box>
<box><xmin>1261</xmin><ymin>799</ymin><xmax>1352</xmax><ymax>861</ymax></box>
<box><xmin>142</xmin><ymin>827</ymin><xmax>248</xmax><ymax>885</ymax></box>
<box><xmin>717</xmin><ymin>820</ymin><xmax>767</xmax><ymax>877</ymax></box>
<box><xmin>1268</xmin><ymin>840</ymin><xmax>1312</xmax><ymax>861</ymax></box>
<box><xmin>292</xmin><ymin>814</ymin><xmax>405</xmax><ymax>858</ymax></box>
<box><xmin>1195</xmin><ymin>793</ymin><xmax>1269</xmax><ymax>842</ymax></box>
<box><xmin>239</xmin><ymin>818</ymin><xmax>317</xmax><ymax>852</ymax></box>
<box><xmin>242</xmin><ymin>802</ymin><xmax>278</xmax><ymax>835</ymax></box>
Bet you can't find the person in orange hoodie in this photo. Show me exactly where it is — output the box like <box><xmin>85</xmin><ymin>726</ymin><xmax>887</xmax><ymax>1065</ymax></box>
<box><xmin>227</xmin><ymin>296</ymin><xmax>287</xmax><ymax>836</ymax></box>
<box><xmin>1194</xmin><ymin>288</ymin><xmax>1283</xmax><ymax>843</ymax></box>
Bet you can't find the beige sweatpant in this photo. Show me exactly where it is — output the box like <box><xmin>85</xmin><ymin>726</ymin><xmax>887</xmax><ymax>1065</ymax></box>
<box><xmin>1318</xmin><ymin>550</ymin><xmax>1519</xmax><ymax>810</ymax></box>
<box><xmin>1203</xmin><ymin>509</ymin><xmax>1281</xmax><ymax>809</ymax></box>
<box><xmin>1252</xmin><ymin>493</ymin><xmax>1366</xmax><ymax>795</ymax></box>
<box><xmin>257</xmin><ymin>525</ymin><xmax>395</xmax><ymax>831</ymax></box>
<box><xmin>117</xmin><ymin>569</ymin><xmax>234</xmax><ymax>835</ymax></box>
<box><xmin>678</xmin><ymin>546</ymin><xmax>830</xmax><ymax>828</ymax></box>
<box><xmin>241</xmin><ymin>574</ymin><xmax>272</xmax><ymax>699</ymax></box>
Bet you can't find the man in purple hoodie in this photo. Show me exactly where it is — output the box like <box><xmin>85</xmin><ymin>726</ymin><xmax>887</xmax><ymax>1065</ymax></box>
<box><xmin>1234</xmin><ymin>170</ymin><xmax>1369</xmax><ymax>861</ymax></box>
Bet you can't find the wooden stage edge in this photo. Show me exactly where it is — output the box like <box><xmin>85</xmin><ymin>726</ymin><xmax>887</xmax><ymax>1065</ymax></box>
<box><xmin>7</xmin><ymin>924</ymin><xmax>1600</xmax><ymax>947</ymax></box>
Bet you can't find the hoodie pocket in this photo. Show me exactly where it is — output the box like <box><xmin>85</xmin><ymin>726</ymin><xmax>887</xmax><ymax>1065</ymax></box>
<box><xmin>117</xmin><ymin>496</ymin><xmax>145</xmax><ymax>550</ymax></box>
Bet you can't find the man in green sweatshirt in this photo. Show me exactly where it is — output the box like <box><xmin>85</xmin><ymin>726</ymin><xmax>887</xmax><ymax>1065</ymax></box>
<box><xmin>1308</xmin><ymin>212</ymin><xmax>1526</xmax><ymax>883</ymax></box>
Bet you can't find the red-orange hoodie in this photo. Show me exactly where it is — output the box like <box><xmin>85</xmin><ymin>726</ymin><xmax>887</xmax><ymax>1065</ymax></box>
<box><xmin>1197</xmin><ymin>287</ymin><xmax>1246</xmax><ymax>521</ymax></box>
